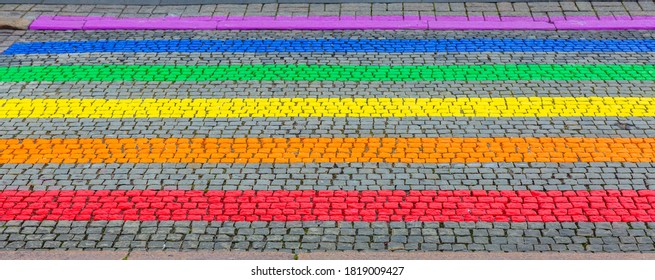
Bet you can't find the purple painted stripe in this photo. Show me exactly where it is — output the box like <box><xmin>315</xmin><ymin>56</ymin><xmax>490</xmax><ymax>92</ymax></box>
<box><xmin>28</xmin><ymin>15</ymin><xmax>655</xmax><ymax>30</ymax></box>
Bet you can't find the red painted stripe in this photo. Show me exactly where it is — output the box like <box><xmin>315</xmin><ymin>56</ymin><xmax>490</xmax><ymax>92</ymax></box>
<box><xmin>1</xmin><ymin>190</ymin><xmax>655</xmax><ymax>222</ymax></box>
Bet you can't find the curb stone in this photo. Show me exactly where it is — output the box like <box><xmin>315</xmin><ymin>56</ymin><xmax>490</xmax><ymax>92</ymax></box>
<box><xmin>0</xmin><ymin>18</ymin><xmax>31</xmax><ymax>30</ymax></box>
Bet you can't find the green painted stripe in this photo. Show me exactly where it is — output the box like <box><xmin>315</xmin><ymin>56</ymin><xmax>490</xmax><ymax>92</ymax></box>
<box><xmin>0</xmin><ymin>64</ymin><xmax>654</xmax><ymax>82</ymax></box>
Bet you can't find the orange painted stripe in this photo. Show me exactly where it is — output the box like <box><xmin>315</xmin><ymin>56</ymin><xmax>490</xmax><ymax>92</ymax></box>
<box><xmin>0</xmin><ymin>137</ymin><xmax>653</xmax><ymax>164</ymax></box>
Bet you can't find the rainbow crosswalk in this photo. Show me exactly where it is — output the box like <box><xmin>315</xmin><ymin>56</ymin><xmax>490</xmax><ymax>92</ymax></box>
<box><xmin>2</xmin><ymin>22</ymin><xmax>655</xmax><ymax>252</ymax></box>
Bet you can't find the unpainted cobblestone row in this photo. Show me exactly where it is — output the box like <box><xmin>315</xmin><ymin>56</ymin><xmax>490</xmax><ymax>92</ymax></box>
<box><xmin>0</xmin><ymin>117</ymin><xmax>652</xmax><ymax>139</ymax></box>
<box><xmin>0</xmin><ymin>221</ymin><xmax>653</xmax><ymax>252</ymax></box>
<box><xmin>1</xmin><ymin>81</ymin><xmax>653</xmax><ymax>99</ymax></box>
<box><xmin>3</xmin><ymin>53</ymin><xmax>655</xmax><ymax>67</ymax></box>
<box><xmin>13</xmin><ymin>30</ymin><xmax>655</xmax><ymax>42</ymax></box>
<box><xmin>0</xmin><ymin>162</ymin><xmax>654</xmax><ymax>191</ymax></box>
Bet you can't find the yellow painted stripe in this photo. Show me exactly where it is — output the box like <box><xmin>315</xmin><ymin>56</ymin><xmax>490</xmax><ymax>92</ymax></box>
<box><xmin>0</xmin><ymin>97</ymin><xmax>652</xmax><ymax>118</ymax></box>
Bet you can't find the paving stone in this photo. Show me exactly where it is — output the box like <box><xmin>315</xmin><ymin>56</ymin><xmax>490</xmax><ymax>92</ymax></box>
<box><xmin>1</xmin><ymin>9</ymin><xmax>655</xmax><ymax>254</ymax></box>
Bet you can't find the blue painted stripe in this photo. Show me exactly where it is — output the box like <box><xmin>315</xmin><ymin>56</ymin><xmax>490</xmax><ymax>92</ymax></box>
<box><xmin>4</xmin><ymin>39</ymin><xmax>655</xmax><ymax>54</ymax></box>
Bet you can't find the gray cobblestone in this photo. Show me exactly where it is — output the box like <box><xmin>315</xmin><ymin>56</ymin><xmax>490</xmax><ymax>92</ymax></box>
<box><xmin>1</xmin><ymin>3</ymin><xmax>655</xmax><ymax>255</ymax></box>
<box><xmin>6</xmin><ymin>52</ymin><xmax>655</xmax><ymax>68</ymax></box>
<box><xmin>2</xmin><ymin>162</ymin><xmax>654</xmax><ymax>191</ymax></box>
<box><xmin>0</xmin><ymin>221</ymin><xmax>650</xmax><ymax>252</ymax></box>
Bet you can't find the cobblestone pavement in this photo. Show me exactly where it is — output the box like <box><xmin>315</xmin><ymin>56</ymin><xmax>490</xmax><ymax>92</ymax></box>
<box><xmin>3</xmin><ymin>221</ymin><xmax>655</xmax><ymax>252</ymax></box>
<box><xmin>3</xmin><ymin>2</ymin><xmax>655</xmax><ymax>255</ymax></box>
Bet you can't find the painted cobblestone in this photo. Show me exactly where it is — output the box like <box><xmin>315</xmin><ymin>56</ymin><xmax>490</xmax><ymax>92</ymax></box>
<box><xmin>2</xmin><ymin>189</ymin><xmax>655</xmax><ymax>222</ymax></box>
<box><xmin>0</xmin><ymin>137</ymin><xmax>654</xmax><ymax>164</ymax></box>
<box><xmin>6</xmin><ymin>39</ymin><xmax>655</xmax><ymax>54</ymax></box>
<box><xmin>1</xmin><ymin>25</ymin><xmax>655</xmax><ymax>252</ymax></box>
<box><xmin>2</xmin><ymin>64</ymin><xmax>655</xmax><ymax>82</ymax></box>
<box><xmin>0</xmin><ymin>97</ymin><xmax>652</xmax><ymax>118</ymax></box>
<box><xmin>1</xmin><ymin>2</ymin><xmax>655</xmax><ymax>23</ymax></box>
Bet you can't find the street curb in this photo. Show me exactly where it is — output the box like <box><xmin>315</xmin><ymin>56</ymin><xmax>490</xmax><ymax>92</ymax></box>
<box><xmin>1</xmin><ymin>251</ymin><xmax>654</xmax><ymax>260</ymax></box>
<box><xmin>0</xmin><ymin>251</ymin><xmax>128</xmax><ymax>260</ymax></box>
<box><xmin>128</xmin><ymin>251</ymin><xmax>295</xmax><ymax>260</ymax></box>
<box><xmin>0</xmin><ymin>0</ymin><xmax>596</xmax><ymax>5</ymax></box>
<box><xmin>0</xmin><ymin>18</ymin><xmax>31</xmax><ymax>30</ymax></box>
<box><xmin>299</xmin><ymin>252</ymin><xmax>655</xmax><ymax>260</ymax></box>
